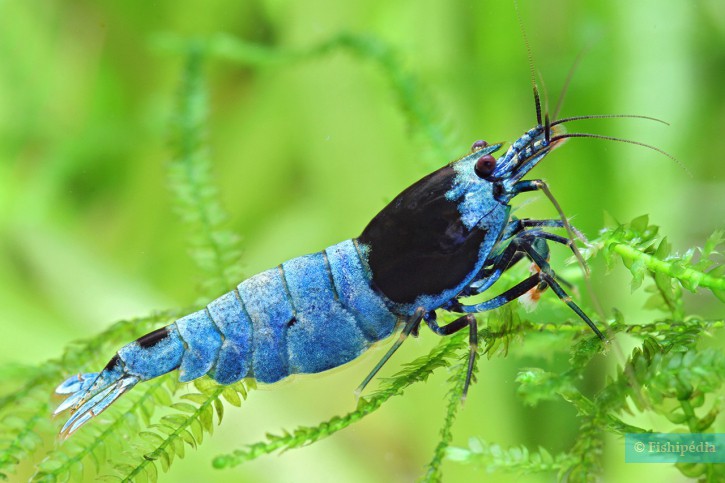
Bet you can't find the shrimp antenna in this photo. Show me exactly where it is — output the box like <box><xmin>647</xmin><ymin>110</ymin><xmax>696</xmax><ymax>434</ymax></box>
<box><xmin>536</xmin><ymin>71</ymin><xmax>552</xmax><ymax>143</ymax></box>
<box><xmin>551</xmin><ymin>113</ymin><xmax>670</xmax><ymax>127</ymax></box>
<box><xmin>549</xmin><ymin>132</ymin><xmax>691</xmax><ymax>176</ymax></box>
<box><xmin>552</xmin><ymin>47</ymin><xmax>589</xmax><ymax>120</ymax></box>
<box><xmin>515</xmin><ymin>0</ymin><xmax>589</xmax><ymax>279</ymax></box>
<box><xmin>515</xmin><ymin>0</ymin><xmax>542</xmax><ymax>126</ymax></box>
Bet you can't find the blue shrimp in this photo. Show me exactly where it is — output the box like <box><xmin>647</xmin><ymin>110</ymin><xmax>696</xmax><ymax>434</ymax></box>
<box><xmin>55</xmin><ymin>90</ymin><xmax>668</xmax><ymax>436</ymax></box>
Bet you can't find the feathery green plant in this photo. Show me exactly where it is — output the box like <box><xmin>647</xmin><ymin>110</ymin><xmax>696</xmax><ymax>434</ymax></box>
<box><xmin>167</xmin><ymin>40</ymin><xmax>245</xmax><ymax>300</ymax></box>
<box><xmin>444</xmin><ymin>217</ymin><xmax>725</xmax><ymax>482</ymax></box>
<box><xmin>0</xmin><ymin>31</ymin><xmax>723</xmax><ymax>483</ymax></box>
<box><xmin>155</xmin><ymin>31</ymin><xmax>459</xmax><ymax>164</ymax></box>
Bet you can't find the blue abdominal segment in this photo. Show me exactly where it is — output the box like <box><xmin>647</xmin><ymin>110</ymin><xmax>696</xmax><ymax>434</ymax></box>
<box><xmin>54</xmin><ymin>326</ymin><xmax>186</xmax><ymax>436</ymax></box>
<box><xmin>238</xmin><ymin>268</ymin><xmax>294</xmax><ymax>383</ymax></box>
<box><xmin>206</xmin><ymin>290</ymin><xmax>254</xmax><ymax>384</ymax></box>
<box><xmin>283</xmin><ymin>252</ymin><xmax>368</xmax><ymax>374</ymax></box>
<box><xmin>175</xmin><ymin>310</ymin><xmax>224</xmax><ymax>382</ymax></box>
<box><xmin>325</xmin><ymin>240</ymin><xmax>397</xmax><ymax>341</ymax></box>
<box><xmin>119</xmin><ymin>325</ymin><xmax>185</xmax><ymax>379</ymax></box>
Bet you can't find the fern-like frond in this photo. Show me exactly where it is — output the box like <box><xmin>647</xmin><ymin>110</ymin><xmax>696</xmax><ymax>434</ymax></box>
<box><xmin>168</xmin><ymin>42</ymin><xmax>244</xmax><ymax>299</ymax></box>
<box><xmin>421</xmin><ymin>344</ymin><xmax>478</xmax><ymax>483</ymax></box>
<box><xmin>0</xmin><ymin>310</ymin><xmax>183</xmax><ymax>479</ymax></box>
<box><xmin>184</xmin><ymin>32</ymin><xmax>459</xmax><ymax>164</ymax></box>
<box><xmin>446</xmin><ymin>438</ymin><xmax>577</xmax><ymax>475</ymax></box>
<box><xmin>33</xmin><ymin>375</ymin><xmax>178</xmax><ymax>482</ymax></box>
<box><xmin>108</xmin><ymin>379</ymin><xmax>249</xmax><ymax>482</ymax></box>
<box><xmin>213</xmin><ymin>330</ymin><xmax>468</xmax><ymax>469</ymax></box>
<box><xmin>597</xmin><ymin>215</ymin><xmax>725</xmax><ymax>301</ymax></box>
<box><xmin>441</xmin><ymin>217</ymin><xmax>725</xmax><ymax>481</ymax></box>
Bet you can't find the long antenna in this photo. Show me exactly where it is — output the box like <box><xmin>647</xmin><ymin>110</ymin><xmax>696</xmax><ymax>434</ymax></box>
<box><xmin>515</xmin><ymin>0</ymin><xmax>542</xmax><ymax>126</ymax></box>
<box><xmin>550</xmin><ymin>132</ymin><xmax>691</xmax><ymax>175</ymax></box>
<box><xmin>552</xmin><ymin>48</ymin><xmax>588</xmax><ymax>120</ymax></box>
<box><xmin>551</xmin><ymin>113</ymin><xmax>670</xmax><ymax>127</ymax></box>
<box><xmin>514</xmin><ymin>0</ymin><xmax>589</xmax><ymax>280</ymax></box>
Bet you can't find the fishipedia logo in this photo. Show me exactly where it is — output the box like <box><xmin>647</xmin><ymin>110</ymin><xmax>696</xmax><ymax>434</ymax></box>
<box><xmin>625</xmin><ymin>433</ymin><xmax>725</xmax><ymax>463</ymax></box>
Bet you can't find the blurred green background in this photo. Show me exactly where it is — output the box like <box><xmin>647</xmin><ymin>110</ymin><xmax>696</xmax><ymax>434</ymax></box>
<box><xmin>1</xmin><ymin>0</ymin><xmax>724</xmax><ymax>481</ymax></box>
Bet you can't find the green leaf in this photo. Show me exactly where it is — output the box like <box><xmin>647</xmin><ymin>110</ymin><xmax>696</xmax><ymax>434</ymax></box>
<box><xmin>171</xmin><ymin>403</ymin><xmax>197</xmax><ymax>414</ymax></box>
<box><xmin>189</xmin><ymin>418</ymin><xmax>204</xmax><ymax>444</ymax></box>
<box><xmin>703</xmin><ymin>229</ymin><xmax>725</xmax><ymax>258</ymax></box>
<box><xmin>173</xmin><ymin>436</ymin><xmax>186</xmax><ymax>460</ymax></box>
<box><xmin>221</xmin><ymin>387</ymin><xmax>241</xmax><ymax>407</ymax></box>
<box><xmin>200</xmin><ymin>405</ymin><xmax>214</xmax><ymax>435</ymax></box>
<box><xmin>628</xmin><ymin>258</ymin><xmax>646</xmax><ymax>292</ymax></box>
<box><xmin>213</xmin><ymin>398</ymin><xmax>224</xmax><ymax>425</ymax></box>
<box><xmin>630</xmin><ymin>215</ymin><xmax>649</xmax><ymax>234</ymax></box>
<box><xmin>179</xmin><ymin>429</ymin><xmax>196</xmax><ymax>448</ymax></box>
<box><xmin>180</xmin><ymin>393</ymin><xmax>208</xmax><ymax>405</ymax></box>
<box><xmin>140</xmin><ymin>431</ymin><xmax>166</xmax><ymax>447</ymax></box>
<box><xmin>708</xmin><ymin>266</ymin><xmax>725</xmax><ymax>302</ymax></box>
<box><xmin>654</xmin><ymin>237</ymin><xmax>671</xmax><ymax>259</ymax></box>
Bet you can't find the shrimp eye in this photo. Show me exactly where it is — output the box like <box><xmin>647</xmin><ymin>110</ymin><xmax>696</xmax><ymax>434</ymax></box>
<box><xmin>474</xmin><ymin>154</ymin><xmax>496</xmax><ymax>178</ymax></box>
<box><xmin>470</xmin><ymin>139</ymin><xmax>488</xmax><ymax>152</ymax></box>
